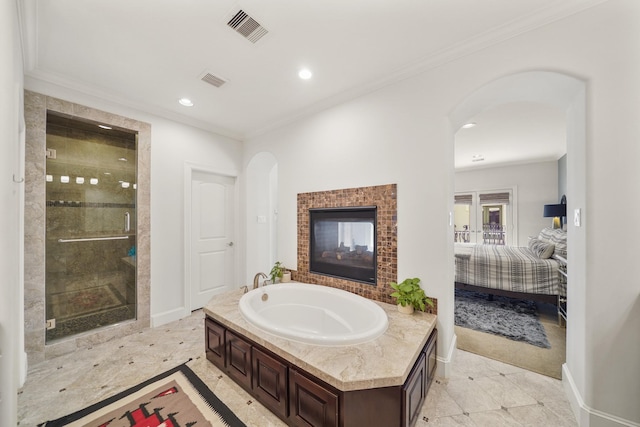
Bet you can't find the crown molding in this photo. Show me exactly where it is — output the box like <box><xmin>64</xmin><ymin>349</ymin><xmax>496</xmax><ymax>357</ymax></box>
<box><xmin>245</xmin><ymin>0</ymin><xmax>611</xmax><ymax>139</ymax></box>
<box><xmin>24</xmin><ymin>70</ymin><xmax>243</xmax><ymax>141</ymax></box>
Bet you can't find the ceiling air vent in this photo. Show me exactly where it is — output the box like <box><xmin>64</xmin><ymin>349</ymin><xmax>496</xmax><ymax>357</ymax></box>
<box><xmin>227</xmin><ymin>10</ymin><xmax>268</xmax><ymax>43</ymax></box>
<box><xmin>200</xmin><ymin>71</ymin><xmax>227</xmax><ymax>88</ymax></box>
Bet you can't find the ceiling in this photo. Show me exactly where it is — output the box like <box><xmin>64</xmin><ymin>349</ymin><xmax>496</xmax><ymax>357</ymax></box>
<box><xmin>19</xmin><ymin>0</ymin><xmax>592</xmax><ymax>164</ymax></box>
<box><xmin>455</xmin><ymin>102</ymin><xmax>566</xmax><ymax>170</ymax></box>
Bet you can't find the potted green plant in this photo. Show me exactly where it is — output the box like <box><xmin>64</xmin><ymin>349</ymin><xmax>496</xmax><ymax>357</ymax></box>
<box><xmin>390</xmin><ymin>277</ymin><xmax>434</xmax><ymax>314</ymax></box>
<box><xmin>269</xmin><ymin>261</ymin><xmax>286</xmax><ymax>284</ymax></box>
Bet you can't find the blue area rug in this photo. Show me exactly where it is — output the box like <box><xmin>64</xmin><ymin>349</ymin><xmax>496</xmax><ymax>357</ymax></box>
<box><xmin>455</xmin><ymin>289</ymin><xmax>551</xmax><ymax>349</ymax></box>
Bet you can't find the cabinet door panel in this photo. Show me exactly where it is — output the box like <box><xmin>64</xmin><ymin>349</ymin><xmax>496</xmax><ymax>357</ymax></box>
<box><xmin>290</xmin><ymin>369</ymin><xmax>338</xmax><ymax>427</ymax></box>
<box><xmin>253</xmin><ymin>347</ymin><xmax>288</xmax><ymax>419</ymax></box>
<box><xmin>403</xmin><ymin>352</ymin><xmax>426</xmax><ymax>427</ymax></box>
<box><xmin>426</xmin><ymin>332</ymin><xmax>437</xmax><ymax>390</ymax></box>
<box><xmin>226</xmin><ymin>331</ymin><xmax>252</xmax><ymax>390</ymax></box>
<box><xmin>205</xmin><ymin>318</ymin><xmax>225</xmax><ymax>369</ymax></box>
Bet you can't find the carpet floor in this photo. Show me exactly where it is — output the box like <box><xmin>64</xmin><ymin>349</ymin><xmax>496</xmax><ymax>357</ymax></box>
<box><xmin>456</xmin><ymin>294</ymin><xmax>566</xmax><ymax>379</ymax></box>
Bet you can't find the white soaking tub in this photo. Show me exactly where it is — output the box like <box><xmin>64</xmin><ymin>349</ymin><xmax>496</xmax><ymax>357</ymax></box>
<box><xmin>238</xmin><ymin>282</ymin><xmax>388</xmax><ymax>346</ymax></box>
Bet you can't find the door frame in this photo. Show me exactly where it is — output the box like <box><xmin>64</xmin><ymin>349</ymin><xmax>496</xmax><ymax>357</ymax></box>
<box><xmin>454</xmin><ymin>187</ymin><xmax>517</xmax><ymax>246</ymax></box>
<box><xmin>184</xmin><ymin>162</ymin><xmax>240</xmax><ymax>315</ymax></box>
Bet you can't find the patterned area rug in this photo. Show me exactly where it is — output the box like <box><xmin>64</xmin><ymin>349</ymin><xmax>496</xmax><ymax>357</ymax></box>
<box><xmin>455</xmin><ymin>289</ymin><xmax>551</xmax><ymax>349</ymax></box>
<box><xmin>38</xmin><ymin>363</ymin><xmax>246</xmax><ymax>427</ymax></box>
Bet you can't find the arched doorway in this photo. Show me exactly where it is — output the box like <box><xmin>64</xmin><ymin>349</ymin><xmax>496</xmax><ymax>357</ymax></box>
<box><xmin>449</xmin><ymin>71</ymin><xmax>586</xmax><ymax>377</ymax></box>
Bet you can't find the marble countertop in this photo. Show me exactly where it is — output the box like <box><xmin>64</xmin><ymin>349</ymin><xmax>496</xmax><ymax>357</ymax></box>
<box><xmin>203</xmin><ymin>287</ymin><xmax>437</xmax><ymax>392</ymax></box>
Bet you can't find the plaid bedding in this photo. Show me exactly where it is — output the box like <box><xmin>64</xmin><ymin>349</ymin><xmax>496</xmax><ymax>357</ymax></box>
<box><xmin>455</xmin><ymin>244</ymin><xmax>564</xmax><ymax>296</ymax></box>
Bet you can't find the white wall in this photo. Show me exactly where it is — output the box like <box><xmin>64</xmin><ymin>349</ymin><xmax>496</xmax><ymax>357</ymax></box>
<box><xmin>245</xmin><ymin>152</ymin><xmax>278</xmax><ymax>284</ymax></box>
<box><xmin>1</xmin><ymin>0</ymin><xmax>24</xmax><ymax>425</ymax></box>
<box><xmin>244</xmin><ymin>1</ymin><xmax>640</xmax><ymax>425</ymax></box>
<box><xmin>455</xmin><ymin>161</ymin><xmax>559</xmax><ymax>245</ymax></box>
<box><xmin>22</xmin><ymin>80</ymin><xmax>244</xmax><ymax>327</ymax></box>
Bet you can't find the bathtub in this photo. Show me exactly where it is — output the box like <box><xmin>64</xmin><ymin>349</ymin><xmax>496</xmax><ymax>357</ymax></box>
<box><xmin>239</xmin><ymin>282</ymin><xmax>389</xmax><ymax>346</ymax></box>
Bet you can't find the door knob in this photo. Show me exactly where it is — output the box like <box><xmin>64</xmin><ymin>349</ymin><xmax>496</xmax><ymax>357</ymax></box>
<box><xmin>227</xmin><ymin>242</ymin><xmax>234</xmax><ymax>247</ymax></box>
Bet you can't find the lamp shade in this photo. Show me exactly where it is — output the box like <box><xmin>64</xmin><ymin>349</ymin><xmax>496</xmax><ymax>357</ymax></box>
<box><xmin>543</xmin><ymin>204</ymin><xmax>566</xmax><ymax>218</ymax></box>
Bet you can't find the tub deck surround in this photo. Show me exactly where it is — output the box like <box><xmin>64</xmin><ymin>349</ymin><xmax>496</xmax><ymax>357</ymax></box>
<box><xmin>203</xmin><ymin>286</ymin><xmax>437</xmax><ymax>392</ymax></box>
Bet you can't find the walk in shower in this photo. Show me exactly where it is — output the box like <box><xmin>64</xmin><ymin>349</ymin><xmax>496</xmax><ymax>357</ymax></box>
<box><xmin>45</xmin><ymin>112</ymin><xmax>137</xmax><ymax>342</ymax></box>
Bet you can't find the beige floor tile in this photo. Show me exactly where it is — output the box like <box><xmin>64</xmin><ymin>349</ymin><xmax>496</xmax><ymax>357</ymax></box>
<box><xmin>468</xmin><ymin>409</ymin><xmax>522</xmax><ymax>426</ymax></box>
<box><xmin>18</xmin><ymin>310</ymin><xmax>578</xmax><ymax>427</ymax></box>
<box><xmin>416</xmin><ymin>413</ymin><xmax>477</xmax><ymax>426</ymax></box>
<box><xmin>474</xmin><ymin>375</ymin><xmax>538</xmax><ymax>408</ymax></box>
<box><xmin>422</xmin><ymin>381</ymin><xmax>465</xmax><ymax>418</ymax></box>
<box><xmin>445</xmin><ymin>378</ymin><xmax>502</xmax><ymax>413</ymax></box>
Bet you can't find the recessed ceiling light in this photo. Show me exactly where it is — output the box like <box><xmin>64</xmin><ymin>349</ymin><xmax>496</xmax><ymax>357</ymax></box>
<box><xmin>298</xmin><ymin>69</ymin><xmax>313</xmax><ymax>80</ymax></box>
<box><xmin>98</xmin><ymin>124</ymin><xmax>112</xmax><ymax>130</ymax></box>
<box><xmin>179</xmin><ymin>98</ymin><xmax>194</xmax><ymax>107</ymax></box>
<box><xmin>462</xmin><ymin>122</ymin><xmax>477</xmax><ymax>129</ymax></box>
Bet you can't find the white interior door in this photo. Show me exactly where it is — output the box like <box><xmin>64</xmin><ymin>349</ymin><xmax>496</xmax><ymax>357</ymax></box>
<box><xmin>190</xmin><ymin>170</ymin><xmax>236</xmax><ymax>310</ymax></box>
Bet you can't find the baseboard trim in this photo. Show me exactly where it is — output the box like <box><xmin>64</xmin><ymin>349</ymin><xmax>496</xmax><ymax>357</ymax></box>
<box><xmin>151</xmin><ymin>307</ymin><xmax>189</xmax><ymax>328</ymax></box>
<box><xmin>563</xmin><ymin>364</ymin><xmax>639</xmax><ymax>427</ymax></box>
<box><xmin>436</xmin><ymin>333</ymin><xmax>457</xmax><ymax>379</ymax></box>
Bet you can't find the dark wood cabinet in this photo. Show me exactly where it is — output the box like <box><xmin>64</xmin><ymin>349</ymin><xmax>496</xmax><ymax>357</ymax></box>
<box><xmin>253</xmin><ymin>346</ymin><xmax>289</xmax><ymax>419</ymax></box>
<box><xmin>402</xmin><ymin>352</ymin><xmax>426</xmax><ymax>427</ymax></box>
<box><xmin>226</xmin><ymin>330</ymin><xmax>252</xmax><ymax>389</ymax></box>
<box><xmin>205</xmin><ymin>317</ymin><xmax>225</xmax><ymax>367</ymax></box>
<box><xmin>290</xmin><ymin>369</ymin><xmax>338</xmax><ymax>427</ymax></box>
<box><xmin>204</xmin><ymin>316</ymin><xmax>437</xmax><ymax>427</ymax></box>
<box><xmin>425</xmin><ymin>331</ymin><xmax>437</xmax><ymax>391</ymax></box>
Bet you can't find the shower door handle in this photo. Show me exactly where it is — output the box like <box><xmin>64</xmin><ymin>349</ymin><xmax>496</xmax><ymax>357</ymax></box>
<box><xmin>124</xmin><ymin>212</ymin><xmax>130</xmax><ymax>232</ymax></box>
<box><xmin>58</xmin><ymin>236</ymin><xmax>130</xmax><ymax>243</ymax></box>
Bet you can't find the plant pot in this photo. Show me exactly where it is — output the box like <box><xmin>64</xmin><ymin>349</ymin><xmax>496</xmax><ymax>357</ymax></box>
<box><xmin>281</xmin><ymin>272</ymin><xmax>291</xmax><ymax>283</ymax></box>
<box><xmin>397</xmin><ymin>304</ymin><xmax>414</xmax><ymax>314</ymax></box>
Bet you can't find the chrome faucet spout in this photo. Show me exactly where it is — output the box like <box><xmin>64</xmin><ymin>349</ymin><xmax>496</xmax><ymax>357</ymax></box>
<box><xmin>253</xmin><ymin>272</ymin><xmax>268</xmax><ymax>289</ymax></box>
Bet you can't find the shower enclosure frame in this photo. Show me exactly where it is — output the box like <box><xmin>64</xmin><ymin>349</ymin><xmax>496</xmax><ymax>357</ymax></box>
<box><xmin>23</xmin><ymin>91</ymin><xmax>151</xmax><ymax>365</ymax></box>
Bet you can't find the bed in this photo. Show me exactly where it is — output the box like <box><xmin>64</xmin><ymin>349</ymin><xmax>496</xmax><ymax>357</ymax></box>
<box><xmin>454</xmin><ymin>227</ymin><xmax>567</xmax><ymax>305</ymax></box>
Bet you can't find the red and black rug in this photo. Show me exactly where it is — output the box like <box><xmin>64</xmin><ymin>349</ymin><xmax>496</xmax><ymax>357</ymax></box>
<box><xmin>38</xmin><ymin>363</ymin><xmax>246</xmax><ymax>427</ymax></box>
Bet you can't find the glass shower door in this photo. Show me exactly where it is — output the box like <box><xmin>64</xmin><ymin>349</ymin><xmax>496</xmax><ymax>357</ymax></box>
<box><xmin>45</xmin><ymin>113</ymin><xmax>137</xmax><ymax>342</ymax></box>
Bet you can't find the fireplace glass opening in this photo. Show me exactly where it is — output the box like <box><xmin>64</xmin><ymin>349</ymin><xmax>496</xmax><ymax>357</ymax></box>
<box><xmin>309</xmin><ymin>207</ymin><xmax>377</xmax><ymax>285</ymax></box>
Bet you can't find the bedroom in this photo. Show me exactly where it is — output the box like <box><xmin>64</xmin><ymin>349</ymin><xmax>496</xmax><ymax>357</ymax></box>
<box><xmin>453</xmin><ymin>100</ymin><xmax>568</xmax><ymax>377</ymax></box>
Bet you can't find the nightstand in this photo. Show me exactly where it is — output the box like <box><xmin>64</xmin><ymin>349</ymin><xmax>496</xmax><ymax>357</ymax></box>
<box><xmin>554</xmin><ymin>254</ymin><xmax>567</xmax><ymax>326</ymax></box>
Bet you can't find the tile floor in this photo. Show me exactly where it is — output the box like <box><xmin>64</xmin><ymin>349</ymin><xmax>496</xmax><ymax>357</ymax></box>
<box><xmin>18</xmin><ymin>310</ymin><xmax>578</xmax><ymax>427</ymax></box>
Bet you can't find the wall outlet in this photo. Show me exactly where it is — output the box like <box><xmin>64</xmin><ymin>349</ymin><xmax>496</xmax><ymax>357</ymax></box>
<box><xmin>257</xmin><ymin>215</ymin><xmax>267</xmax><ymax>224</ymax></box>
<box><xmin>46</xmin><ymin>319</ymin><xmax>56</xmax><ymax>330</ymax></box>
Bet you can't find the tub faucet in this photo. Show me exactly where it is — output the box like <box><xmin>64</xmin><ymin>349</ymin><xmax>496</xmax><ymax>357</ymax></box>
<box><xmin>253</xmin><ymin>272</ymin><xmax>268</xmax><ymax>289</ymax></box>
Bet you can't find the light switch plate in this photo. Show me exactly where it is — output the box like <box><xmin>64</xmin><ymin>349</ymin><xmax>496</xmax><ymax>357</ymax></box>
<box><xmin>257</xmin><ymin>215</ymin><xmax>267</xmax><ymax>224</ymax></box>
<box><xmin>574</xmin><ymin>208</ymin><xmax>581</xmax><ymax>227</ymax></box>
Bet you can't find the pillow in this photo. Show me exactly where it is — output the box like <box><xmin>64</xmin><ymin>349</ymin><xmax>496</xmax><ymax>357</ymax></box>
<box><xmin>528</xmin><ymin>238</ymin><xmax>555</xmax><ymax>259</ymax></box>
<box><xmin>538</xmin><ymin>227</ymin><xmax>568</xmax><ymax>257</ymax></box>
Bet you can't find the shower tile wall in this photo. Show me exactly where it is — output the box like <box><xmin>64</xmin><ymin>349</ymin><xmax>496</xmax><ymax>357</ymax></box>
<box><xmin>24</xmin><ymin>91</ymin><xmax>151</xmax><ymax>365</ymax></box>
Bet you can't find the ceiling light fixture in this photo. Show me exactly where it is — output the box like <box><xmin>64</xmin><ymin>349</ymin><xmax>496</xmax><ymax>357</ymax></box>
<box><xmin>98</xmin><ymin>124</ymin><xmax>112</xmax><ymax>130</ymax></box>
<box><xmin>462</xmin><ymin>122</ymin><xmax>477</xmax><ymax>129</ymax></box>
<box><xmin>179</xmin><ymin>98</ymin><xmax>194</xmax><ymax>107</ymax></box>
<box><xmin>298</xmin><ymin>69</ymin><xmax>313</xmax><ymax>80</ymax></box>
